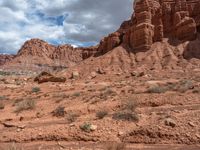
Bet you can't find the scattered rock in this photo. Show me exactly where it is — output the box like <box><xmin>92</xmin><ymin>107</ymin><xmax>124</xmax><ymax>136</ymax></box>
<box><xmin>34</xmin><ymin>71</ymin><xmax>66</xmax><ymax>83</ymax></box>
<box><xmin>90</xmin><ymin>125</ymin><xmax>97</xmax><ymax>131</ymax></box>
<box><xmin>72</xmin><ymin>71</ymin><xmax>79</xmax><ymax>79</ymax></box>
<box><xmin>188</xmin><ymin>122</ymin><xmax>195</xmax><ymax>127</ymax></box>
<box><xmin>164</xmin><ymin>118</ymin><xmax>176</xmax><ymax>128</ymax></box>
<box><xmin>90</xmin><ymin>72</ymin><xmax>97</xmax><ymax>79</ymax></box>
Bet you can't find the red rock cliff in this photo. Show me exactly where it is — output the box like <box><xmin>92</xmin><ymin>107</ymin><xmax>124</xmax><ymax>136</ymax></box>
<box><xmin>98</xmin><ymin>0</ymin><xmax>200</xmax><ymax>54</ymax></box>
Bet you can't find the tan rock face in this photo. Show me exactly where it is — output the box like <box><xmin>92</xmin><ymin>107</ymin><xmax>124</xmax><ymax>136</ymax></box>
<box><xmin>98</xmin><ymin>0</ymin><xmax>200</xmax><ymax>53</ymax></box>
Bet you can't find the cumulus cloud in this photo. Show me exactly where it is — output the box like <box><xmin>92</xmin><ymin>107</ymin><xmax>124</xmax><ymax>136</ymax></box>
<box><xmin>0</xmin><ymin>0</ymin><xmax>133</xmax><ymax>54</ymax></box>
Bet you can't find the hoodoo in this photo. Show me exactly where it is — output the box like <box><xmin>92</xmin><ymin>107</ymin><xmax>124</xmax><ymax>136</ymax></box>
<box><xmin>98</xmin><ymin>0</ymin><xmax>200</xmax><ymax>53</ymax></box>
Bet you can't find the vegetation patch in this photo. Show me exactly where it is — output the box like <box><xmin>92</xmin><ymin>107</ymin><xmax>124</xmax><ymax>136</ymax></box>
<box><xmin>15</xmin><ymin>99</ymin><xmax>35</xmax><ymax>113</ymax></box>
<box><xmin>66</xmin><ymin>112</ymin><xmax>80</xmax><ymax>123</ymax></box>
<box><xmin>96</xmin><ymin>110</ymin><xmax>108</xmax><ymax>119</ymax></box>
<box><xmin>0</xmin><ymin>102</ymin><xmax>5</xmax><ymax>110</ymax></box>
<box><xmin>52</xmin><ymin>106</ymin><xmax>66</xmax><ymax>117</ymax></box>
<box><xmin>31</xmin><ymin>87</ymin><xmax>41</xmax><ymax>93</ymax></box>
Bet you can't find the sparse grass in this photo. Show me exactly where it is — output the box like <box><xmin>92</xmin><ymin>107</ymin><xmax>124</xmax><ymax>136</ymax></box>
<box><xmin>96</xmin><ymin>110</ymin><xmax>108</xmax><ymax>119</ymax></box>
<box><xmin>123</xmin><ymin>100</ymin><xmax>137</xmax><ymax>112</ymax></box>
<box><xmin>31</xmin><ymin>87</ymin><xmax>41</xmax><ymax>93</ymax></box>
<box><xmin>147</xmin><ymin>85</ymin><xmax>168</xmax><ymax>93</ymax></box>
<box><xmin>15</xmin><ymin>99</ymin><xmax>35</xmax><ymax>113</ymax></box>
<box><xmin>113</xmin><ymin>111</ymin><xmax>139</xmax><ymax>122</ymax></box>
<box><xmin>80</xmin><ymin>122</ymin><xmax>92</xmax><ymax>132</ymax></box>
<box><xmin>99</xmin><ymin>88</ymin><xmax>116</xmax><ymax>100</ymax></box>
<box><xmin>66</xmin><ymin>112</ymin><xmax>79</xmax><ymax>123</ymax></box>
<box><xmin>113</xmin><ymin>99</ymin><xmax>139</xmax><ymax>122</ymax></box>
<box><xmin>7</xmin><ymin>143</ymin><xmax>23</xmax><ymax>150</ymax></box>
<box><xmin>177</xmin><ymin>80</ymin><xmax>194</xmax><ymax>93</ymax></box>
<box><xmin>72</xmin><ymin>92</ymin><xmax>81</xmax><ymax>97</ymax></box>
<box><xmin>13</xmin><ymin>98</ymin><xmax>24</xmax><ymax>106</ymax></box>
<box><xmin>0</xmin><ymin>102</ymin><xmax>5</xmax><ymax>110</ymax></box>
<box><xmin>0</xmin><ymin>96</ymin><xmax>6</xmax><ymax>100</ymax></box>
<box><xmin>52</xmin><ymin>106</ymin><xmax>65</xmax><ymax>117</ymax></box>
<box><xmin>106</xmin><ymin>142</ymin><xmax>126</xmax><ymax>150</ymax></box>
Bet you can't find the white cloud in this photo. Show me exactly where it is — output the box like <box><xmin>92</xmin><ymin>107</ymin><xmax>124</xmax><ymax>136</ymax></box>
<box><xmin>0</xmin><ymin>0</ymin><xmax>133</xmax><ymax>54</ymax></box>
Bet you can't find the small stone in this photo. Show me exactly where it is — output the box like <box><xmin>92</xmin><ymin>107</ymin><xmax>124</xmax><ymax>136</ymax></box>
<box><xmin>90</xmin><ymin>72</ymin><xmax>97</xmax><ymax>79</ymax></box>
<box><xmin>196</xmin><ymin>134</ymin><xmax>200</xmax><ymax>139</ymax></box>
<box><xmin>90</xmin><ymin>125</ymin><xmax>97</xmax><ymax>131</ymax></box>
<box><xmin>164</xmin><ymin>118</ymin><xmax>176</xmax><ymax>128</ymax></box>
<box><xmin>18</xmin><ymin>125</ymin><xmax>26</xmax><ymax>129</ymax></box>
<box><xmin>188</xmin><ymin>122</ymin><xmax>195</xmax><ymax>127</ymax></box>
<box><xmin>118</xmin><ymin>131</ymin><xmax>124</xmax><ymax>136</ymax></box>
<box><xmin>72</xmin><ymin>71</ymin><xmax>79</xmax><ymax>79</ymax></box>
<box><xmin>17</xmin><ymin>128</ymin><xmax>21</xmax><ymax>132</ymax></box>
<box><xmin>69</xmin><ymin>123</ymin><xmax>75</xmax><ymax>127</ymax></box>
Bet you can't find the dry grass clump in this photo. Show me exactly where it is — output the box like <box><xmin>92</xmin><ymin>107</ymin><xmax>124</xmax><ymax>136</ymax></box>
<box><xmin>113</xmin><ymin>99</ymin><xmax>139</xmax><ymax>122</ymax></box>
<box><xmin>15</xmin><ymin>99</ymin><xmax>35</xmax><ymax>113</ymax></box>
<box><xmin>96</xmin><ymin>110</ymin><xmax>108</xmax><ymax>119</ymax></box>
<box><xmin>66</xmin><ymin>112</ymin><xmax>80</xmax><ymax>123</ymax></box>
<box><xmin>52</xmin><ymin>106</ymin><xmax>66</xmax><ymax>117</ymax></box>
<box><xmin>0</xmin><ymin>102</ymin><xmax>5</xmax><ymax>110</ymax></box>
<box><xmin>105</xmin><ymin>142</ymin><xmax>126</xmax><ymax>150</ymax></box>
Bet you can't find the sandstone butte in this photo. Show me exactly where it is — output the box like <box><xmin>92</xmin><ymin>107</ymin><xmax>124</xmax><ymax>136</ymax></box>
<box><xmin>1</xmin><ymin>0</ymin><xmax>200</xmax><ymax>72</ymax></box>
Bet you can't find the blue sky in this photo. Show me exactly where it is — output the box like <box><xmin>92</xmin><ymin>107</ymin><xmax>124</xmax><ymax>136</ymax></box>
<box><xmin>0</xmin><ymin>0</ymin><xmax>132</xmax><ymax>54</ymax></box>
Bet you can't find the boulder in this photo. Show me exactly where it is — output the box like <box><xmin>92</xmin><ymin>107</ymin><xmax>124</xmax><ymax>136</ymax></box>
<box><xmin>34</xmin><ymin>71</ymin><xmax>66</xmax><ymax>83</ymax></box>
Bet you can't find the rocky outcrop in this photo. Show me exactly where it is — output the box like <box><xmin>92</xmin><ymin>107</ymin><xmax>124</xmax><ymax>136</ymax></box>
<box><xmin>3</xmin><ymin>39</ymin><xmax>98</xmax><ymax>71</ymax></box>
<box><xmin>98</xmin><ymin>0</ymin><xmax>200</xmax><ymax>53</ymax></box>
<box><xmin>34</xmin><ymin>71</ymin><xmax>66</xmax><ymax>83</ymax></box>
<box><xmin>0</xmin><ymin>54</ymin><xmax>15</xmax><ymax>66</ymax></box>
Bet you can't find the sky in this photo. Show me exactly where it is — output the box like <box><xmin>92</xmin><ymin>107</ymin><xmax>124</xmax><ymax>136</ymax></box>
<box><xmin>0</xmin><ymin>0</ymin><xmax>133</xmax><ymax>54</ymax></box>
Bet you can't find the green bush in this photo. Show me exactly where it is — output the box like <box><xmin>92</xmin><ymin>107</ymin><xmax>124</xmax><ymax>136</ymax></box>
<box><xmin>80</xmin><ymin>123</ymin><xmax>92</xmax><ymax>132</ymax></box>
<box><xmin>32</xmin><ymin>87</ymin><xmax>41</xmax><ymax>93</ymax></box>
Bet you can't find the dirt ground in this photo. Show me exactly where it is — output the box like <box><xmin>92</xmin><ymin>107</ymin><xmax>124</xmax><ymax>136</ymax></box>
<box><xmin>0</xmin><ymin>69</ymin><xmax>200</xmax><ymax>149</ymax></box>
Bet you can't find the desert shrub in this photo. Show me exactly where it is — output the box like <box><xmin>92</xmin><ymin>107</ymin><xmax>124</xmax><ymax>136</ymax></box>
<box><xmin>13</xmin><ymin>98</ymin><xmax>24</xmax><ymax>106</ymax></box>
<box><xmin>123</xmin><ymin>100</ymin><xmax>137</xmax><ymax>112</ymax></box>
<box><xmin>0</xmin><ymin>102</ymin><xmax>5</xmax><ymax>110</ymax></box>
<box><xmin>31</xmin><ymin>87</ymin><xmax>41</xmax><ymax>93</ymax></box>
<box><xmin>7</xmin><ymin>143</ymin><xmax>23</xmax><ymax>150</ymax></box>
<box><xmin>147</xmin><ymin>85</ymin><xmax>168</xmax><ymax>93</ymax></box>
<box><xmin>177</xmin><ymin>80</ymin><xmax>194</xmax><ymax>93</ymax></box>
<box><xmin>80</xmin><ymin>123</ymin><xmax>92</xmax><ymax>132</ymax></box>
<box><xmin>15</xmin><ymin>99</ymin><xmax>35</xmax><ymax>113</ymax></box>
<box><xmin>0</xmin><ymin>96</ymin><xmax>6</xmax><ymax>100</ymax></box>
<box><xmin>96</xmin><ymin>110</ymin><xmax>108</xmax><ymax>119</ymax></box>
<box><xmin>72</xmin><ymin>92</ymin><xmax>81</xmax><ymax>97</ymax></box>
<box><xmin>52</xmin><ymin>106</ymin><xmax>65</xmax><ymax>117</ymax></box>
<box><xmin>99</xmin><ymin>88</ymin><xmax>116</xmax><ymax>100</ymax></box>
<box><xmin>106</xmin><ymin>142</ymin><xmax>126</xmax><ymax>150</ymax></box>
<box><xmin>113</xmin><ymin>111</ymin><xmax>139</xmax><ymax>122</ymax></box>
<box><xmin>66</xmin><ymin>112</ymin><xmax>79</xmax><ymax>123</ymax></box>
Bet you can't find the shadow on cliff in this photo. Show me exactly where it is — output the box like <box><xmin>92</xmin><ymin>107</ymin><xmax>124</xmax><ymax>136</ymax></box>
<box><xmin>183</xmin><ymin>33</ymin><xmax>200</xmax><ymax>60</ymax></box>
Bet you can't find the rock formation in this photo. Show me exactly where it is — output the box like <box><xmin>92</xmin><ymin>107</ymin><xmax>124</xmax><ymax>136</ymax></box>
<box><xmin>0</xmin><ymin>54</ymin><xmax>15</xmax><ymax>66</ymax></box>
<box><xmin>98</xmin><ymin>0</ymin><xmax>200</xmax><ymax>53</ymax></box>
<box><xmin>34</xmin><ymin>71</ymin><xmax>66</xmax><ymax>83</ymax></box>
<box><xmin>1</xmin><ymin>39</ymin><xmax>98</xmax><ymax>71</ymax></box>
